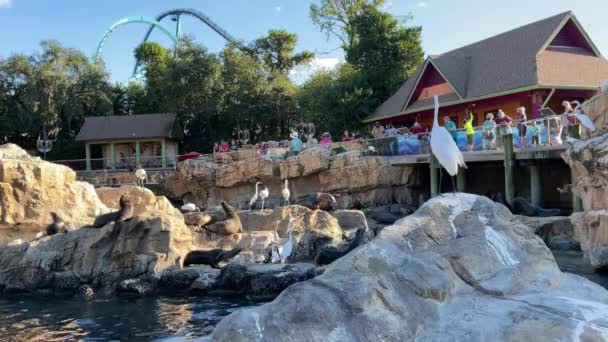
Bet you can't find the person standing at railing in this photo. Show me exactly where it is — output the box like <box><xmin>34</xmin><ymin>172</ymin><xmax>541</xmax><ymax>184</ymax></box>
<box><xmin>494</xmin><ymin>110</ymin><xmax>513</xmax><ymax>150</ymax></box>
<box><xmin>321</xmin><ymin>132</ymin><xmax>332</xmax><ymax>149</ymax></box>
<box><xmin>529</xmin><ymin>121</ymin><xmax>541</xmax><ymax>147</ymax></box>
<box><xmin>464</xmin><ymin>113</ymin><xmax>475</xmax><ymax>151</ymax></box>
<box><xmin>290</xmin><ymin>132</ymin><xmax>303</xmax><ymax>156</ymax></box>
<box><xmin>516</xmin><ymin>107</ymin><xmax>528</xmax><ymax>149</ymax></box>
<box><xmin>385</xmin><ymin>123</ymin><xmax>398</xmax><ymax>137</ymax></box>
<box><xmin>410</xmin><ymin>118</ymin><xmax>429</xmax><ymax>153</ymax></box>
<box><xmin>562</xmin><ymin>101</ymin><xmax>580</xmax><ymax>139</ymax></box>
<box><xmin>371</xmin><ymin>122</ymin><xmax>385</xmax><ymax>139</ymax></box>
<box><xmin>482</xmin><ymin>113</ymin><xmax>497</xmax><ymax>150</ymax></box>
<box><xmin>443</xmin><ymin>116</ymin><xmax>458</xmax><ymax>142</ymax></box>
<box><xmin>342</xmin><ymin>130</ymin><xmax>351</xmax><ymax>142</ymax></box>
<box><xmin>229</xmin><ymin>139</ymin><xmax>239</xmax><ymax>151</ymax></box>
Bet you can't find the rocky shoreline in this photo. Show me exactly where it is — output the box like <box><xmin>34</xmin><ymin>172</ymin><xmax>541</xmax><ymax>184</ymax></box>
<box><xmin>2</xmin><ymin>142</ymin><xmax>608</xmax><ymax>340</ymax></box>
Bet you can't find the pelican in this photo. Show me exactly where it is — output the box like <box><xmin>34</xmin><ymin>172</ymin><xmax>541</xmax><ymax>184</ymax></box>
<box><xmin>249</xmin><ymin>182</ymin><xmax>262</xmax><ymax>210</ymax></box>
<box><xmin>135</xmin><ymin>168</ymin><xmax>147</xmax><ymax>188</ymax></box>
<box><xmin>430</xmin><ymin>95</ymin><xmax>467</xmax><ymax>194</ymax></box>
<box><xmin>281</xmin><ymin>179</ymin><xmax>290</xmax><ymax>206</ymax></box>
<box><xmin>571</xmin><ymin>101</ymin><xmax>595</xmax><ymax>132</ymax></box>
<box><xmin>260</xmin><ymin>186</ymin><xmax>270</xmax><ymax>210</ymax></box>
<box><xmin>279</xmin><ymin>218</ymin><xmax>294</xmax><ymax>263</ymax></box>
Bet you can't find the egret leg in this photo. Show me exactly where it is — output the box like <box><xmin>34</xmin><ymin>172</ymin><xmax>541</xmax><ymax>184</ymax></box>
<box><xmin>262</xmin><ymin>199</ymin><xmax>265</xmax><ymax>210</ymax></box>
<box><xmin>438</xmin><ymin>168</ymin><xmax>444</xmax><ymax>197</ymax></box>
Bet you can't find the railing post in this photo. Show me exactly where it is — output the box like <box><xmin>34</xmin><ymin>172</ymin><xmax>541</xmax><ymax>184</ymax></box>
<box><xmin>85</xmin><ymin>143</ymin><xmax>91</xmax><ymax>171</ymax></box>
<box><xmin>161</xmin><ymin>138</ymin><xmax>167</xmax><ymax>168</ymax></box>
<box><xmin>457</xmin><ymin>167</ymin><xmax>466</xmax><ymax>193</ymax></box>
<box><xmin>503</xmin><ymin>133</ymin><xmax>515</xmax><ymax>205</ymax></box>
<box><xmin>135</xmin><ymin>141</ymin><xmax>141</xmax><ymax>168</ymax></box>
<box><xmin>529</xmin><ymin>164</ymin><xmax>541</xmax><ymax>207</ymax></box>
<box><xmin>110</xmin><ymin>143</ymin><xmax>116</xmax><ymax>170</ymax></box>
<box><xmin>430</xmin><ymin>154</ymin><xmax>439</xmax><ymax>197</ymax></box>
<box><xmin>546</xmin><ymin>116</ymin><xmax>551</xmax><ymax>147</ymax></box>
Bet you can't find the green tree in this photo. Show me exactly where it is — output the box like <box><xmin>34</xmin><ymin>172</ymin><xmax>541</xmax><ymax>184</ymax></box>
<box><xmin>310</xmin><ymin>0</ymin><xmax>384</xmax><ymax>48</ymax></box>
<box><xmin>251</xmin><ymin>30</ymin><xmax>314</xmax><ymax>75</ymax></box>
<box><xmin>346</xmin><ymin>4</ymin><xmax>423</xmax><ymax>98</ymax></box>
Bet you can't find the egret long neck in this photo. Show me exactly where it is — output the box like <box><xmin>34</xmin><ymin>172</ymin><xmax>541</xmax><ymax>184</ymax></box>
<box><xmin>433</xmin><ymin>95</ymin><xmax>439</xmax><ymax>128</ymax></box>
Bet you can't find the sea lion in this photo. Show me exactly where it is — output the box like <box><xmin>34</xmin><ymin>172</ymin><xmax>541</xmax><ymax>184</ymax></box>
<box><xmin>90</xmin><ymin>195</ymin><xmax>134</xmax><ymax>228</ymax></box>
<box><xmin>202</xmin><ymin>201</ymin><xmax>243</xmax><ymax>235</ymax></box>
<box><xmin>297</xmin><ymin>192</ymin><xmax>338</xmax><ymax>211</ymax></box>
<box><xmin>511</xmin><ymin>197</ymin><xmax>563</xmax><ymax>217</ymax></box>
<box><xmin>183</xmin><ymin>248</ymin><xmax>242</xmax><ymax>269</ymax></box>
<box><xmin>46</xmin><ymin>212</ymin><xmax>68</xmax><ymax>235</ymax></box>
<box><xmin>315</xmin><ymin>228</ymin><xmax>367</xmax><ymax>265</ymax></box>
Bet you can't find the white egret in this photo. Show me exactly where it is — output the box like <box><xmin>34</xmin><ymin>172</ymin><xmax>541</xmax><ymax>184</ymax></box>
<box><xmin>270</xmin><ymin>245</ymin><xmax>281</xmax><ymax>263</ymax></box>
<box><xmin>135</xmin><ymin>168</ymin><xmax>147</xmax><ymax>188</ymax></box>
<box><xmin>281</xmin><ymin>179</ymin><xmax>290</xmax><ymax>206</ymax></box>
<box><xmin>429</xmin><ymin>95</ymin><xmax>467</xmax><ymax>194</ymax></box>
<box><xmin>249</xmin><ymin>182</ymin><xmax>262</xmax><ymax>210</ymax></box>
<box><xmin>279</xmin><ymin>218</ymin><xmax>294</xmax><ymax>263</ymax></box>
<box><xmin>571</xmin><ymin>101</ymin><xmax>596</xmax><ymax>132</ymax></box>
<box><xmin>260</xmin><ymin>186</ymin><xmax>270</xmax><ymax>210</ymax></box>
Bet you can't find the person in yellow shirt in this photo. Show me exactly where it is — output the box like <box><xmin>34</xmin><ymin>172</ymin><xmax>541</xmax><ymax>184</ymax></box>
<box><xmin>464</xmin><ymin>113</ymin><xmax>475</xmax><ymax>151</ymax></box>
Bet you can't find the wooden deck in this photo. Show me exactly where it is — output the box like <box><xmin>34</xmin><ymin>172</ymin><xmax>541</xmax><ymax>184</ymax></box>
<box><xmin>388</xmin><ymin>146</ymin><xmax>567</xmax><ymax>165</ymax></box>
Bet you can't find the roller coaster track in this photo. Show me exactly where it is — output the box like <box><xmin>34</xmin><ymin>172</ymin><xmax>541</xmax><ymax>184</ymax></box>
<box><xmin>132</xmin><ymin>8</ymin><xmax>245</xmax><ymax>77</ymax></box>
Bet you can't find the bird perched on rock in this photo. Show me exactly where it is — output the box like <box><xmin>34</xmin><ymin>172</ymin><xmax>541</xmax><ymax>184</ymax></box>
<box><xmin>180</xmin><ymin>203</ymin><xmax>199</xmax><ymax>213</ymax></box>
<box><xmin>249</xmin><ymin>182</ymin><xmax>262</xmax><ymax>210</ymax></box>
<box><xmin>281</xmin><ymin>179</ymin><xmax>290</xmax><ymax>206</ymax></box>
<box><xmin>260</xmin><ymin>186</ymin><xmax>270</xmax><ymax>210</ymax></box>
<box><xmin>430</xmin><ymin>95</ymin><xmax>467</xmax><ymax>194</ymax></box>
<box><xmin>279</xmin><ymin>218</ymin><xmax>294</xmax><ymax>263</ymax></box>
<box><xmin>135</xmin><ymin>168</ymin><xmax>147</xmax><ymax>188</ymax></box>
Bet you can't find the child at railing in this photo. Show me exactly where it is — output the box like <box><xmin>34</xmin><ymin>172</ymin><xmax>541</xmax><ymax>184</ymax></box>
<box><xmin>516</xmin><ymin>107</ymin><xmax>528</xmax><ymax>149</ymax></box>
<box><xmin>495</xmin><ymin>110</ymin><xmax>513</xmax><ymax>149</ymax></box>
<box><xmin>464</xmin><ymin>113</ymin><xmax>475</xmax><ymax>151</ymax></box>
<box><xmin>443</xmin><ymin>116</ymin><xmax>457</xmax><ymax>142</ymax></box>
<box><xmin>321</xmin><ymin>132</ymin><xmax>332</xmax><ymax>149</ymax></box>
<box><xmin>482</xmin><ymin>113</ymin><xmax>497</xmax><ymax>150</ymax></box>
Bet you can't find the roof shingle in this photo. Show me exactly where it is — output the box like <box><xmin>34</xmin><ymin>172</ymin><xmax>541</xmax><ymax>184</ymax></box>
<box><xmin>75</xmin><ymin>113</ymin><xmax>177</xmax><ymax>142</ymax></box>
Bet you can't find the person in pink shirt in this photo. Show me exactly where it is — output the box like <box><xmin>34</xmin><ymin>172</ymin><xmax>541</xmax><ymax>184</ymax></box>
<box><xmin>321</xmin><ymin>132</ymin><xmax>332</xmax><ymax>148</ymax></box>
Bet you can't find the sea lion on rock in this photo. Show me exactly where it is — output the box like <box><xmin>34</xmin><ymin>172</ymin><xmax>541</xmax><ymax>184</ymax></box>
<box><xmin>315</xmin><ymin>228</ymin><xmax>367</xmax><ymax>265</ymax></box>
<box><xmin>46</xmin><ymin>212</ymin><xmax>68</xmax><ymax>235</ymax></box>
<box><xmin>183</xmin><ymin>248</ymin><xmax>242</xmax><ymax>269</ymax></box>
<box><xmin>90</xmin><ymin>195</ymin><xmax>134</xmax><ymax>228</ymax></box>
<box><xmin>511</xmin><ymin>197</ymin><xmax>563</xmax><ymax>217</ymax></box>
<box><xmin>203</xmin><ymin>201</ymin><xmax>243</xmax><ymax>235</ymax></box>
<box><xmin>297</xmin><ymin>193</ymin><xmax>338</xmax><ymax>211</ymax></box>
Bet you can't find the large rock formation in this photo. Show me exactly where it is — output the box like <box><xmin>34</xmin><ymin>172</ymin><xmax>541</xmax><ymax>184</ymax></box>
<box><xmin>161</xmin><ymin>150</ymin><xmax>419</xmax><ymax>210</ymax></box>
<box><xmin>0</xmin><ymin>144</ymin><xmax>107</xmax><ymax>245</ymax></box>
<box><xmin>0</xmin><ymin>216</ymin><xmax>193</xmax><ymax>294</ymax></box>
<box><xmin>211</xmin><ymin>194</ymin><xmax>608</xmax><ymax>341</ymax></box>
<box><xmin>582</xmin><ymin>91</ymin><xmax>608</xmax><ymax>134</ymax></box>
<box><xmin>563</xmin><ymin>133</ymin><xmax>608</xmax><ymax>268</ymax></box>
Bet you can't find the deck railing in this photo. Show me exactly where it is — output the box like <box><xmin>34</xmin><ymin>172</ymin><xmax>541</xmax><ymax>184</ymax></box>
<box><xmin>47</xmin><ymin>113</ymin><xmax>586</xmax><ymax>171</ymax></box>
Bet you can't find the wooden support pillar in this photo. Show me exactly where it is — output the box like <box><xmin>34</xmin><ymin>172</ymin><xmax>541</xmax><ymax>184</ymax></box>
<box><xmin>110</xmin><ymin>143</ymin><xmax>116</xmax><ymax>169</ymax></box>
<box><xmin>457</xmin><ymin>167</ymin><xmax>466</xmax><ymax>193</ymax></box>
<box><xmin>135</xmin><ymin>141</ymin><xmax>141</xmax><ymax>168</ymax></box>
<box><xmin>529</xmin><ymin>164</ymin><xmax>542</xmax><ymax>207</ymax></box>
<box><xmin>503</xmin><ymin>134</ymin><xmax>515</xmax><ymax>205</ymax></box>
<box><xmin>85</xmin><ymin>143</ymin><xmax>92</xmax><ymax>171</ymax></box>
<box><xmin>571</xmin><ymin>167</ymin><xmax>583</xmax><ymax>212</ymax></box>
<box><xmin>161</xmin><ymin>139</ymin><xmax>167</xmax><ymax>168</ymax></box>
<box><xmin>430</xmin><ymin>154</ymin><xmax>438</xmax><ymax>198</ymax></box>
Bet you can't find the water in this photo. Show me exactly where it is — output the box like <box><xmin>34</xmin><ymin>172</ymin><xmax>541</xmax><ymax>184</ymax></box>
<box><xmin>0</xmin><ymin>295</ymin><xmax>263</xmax><ymax>341</ymax></box>
<box><xmin>0</xmin><ymin>252</ymin><xmax>606</xmax><ymax>341</ymax></box>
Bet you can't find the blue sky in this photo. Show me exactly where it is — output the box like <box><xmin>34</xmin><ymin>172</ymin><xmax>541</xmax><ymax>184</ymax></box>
<box><xmin>1</xmin><ymin>0</ymin><xmax>607</xmax><ymax>84</ymax></box>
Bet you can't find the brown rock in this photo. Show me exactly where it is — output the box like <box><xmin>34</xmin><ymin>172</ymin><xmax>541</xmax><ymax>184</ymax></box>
<box><xmin>0</xmin><ymin>144</ymin><xmax>107</xmax><ymax>245</ymax></box>
<box><xmin>582</xmin><ymin>92</ymin><xmax>608</xmax><ymax>134</ymax></box>
<box><xmin>280</xmin><ymin>149</ymin><xmax>331</xmax><ymax>179</ymax></box>
<box><xmin>216</xmin><ymin>157</ymin><xmax>279</xmax><ymax>188</ymax></box>
<box><xmin>184</xmin><ymin>212</ymin><xmax>213</xmax><ymax>227</ymax></box>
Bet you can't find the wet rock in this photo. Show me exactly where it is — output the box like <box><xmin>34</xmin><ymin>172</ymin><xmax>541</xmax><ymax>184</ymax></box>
<box><xmin>211</xmin><ymin>194</ymin><xmax>608</xmax><ymax>341</ymax></box>
<box><xmin>214</xmin><ymin>264</ymin><xmax>249</xmax><ymax>293</ymax></box>
<box><xmin>247</xmin><ymin>264</ymin><xmax>318</xmax><ymax>299</ymax></box>
<box><xmin>0</xmin><ymin>216</ymin><xmax>193</xmax><ymax>294</ymax></box>
<box><xmin>332</xmin><ymin>210</ymin><xmax>373</xmax><ymax>240</ymax></box>
<box><xmin>117</xmin><ymin>278</ymin><xmax>154</xmax><ymax>296</ymax></box>
<box><xmin>159</xmin><ymin>266</ymin><xmax>213</xmax><ymax>291</ymax></box>
<box><xmin>52</xmin><ymin>272</ymin><xmax>81</xmax><ymax>292</ymax></box>
<box><xmin>188</xmin><ymin>272</ymin><xmax>219</xmax><ymax>294</ymax></box>
<box><xmin>517</xmin><ymin>215</ymin><xmax>579</xmax><ymax>251</ymax></box>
